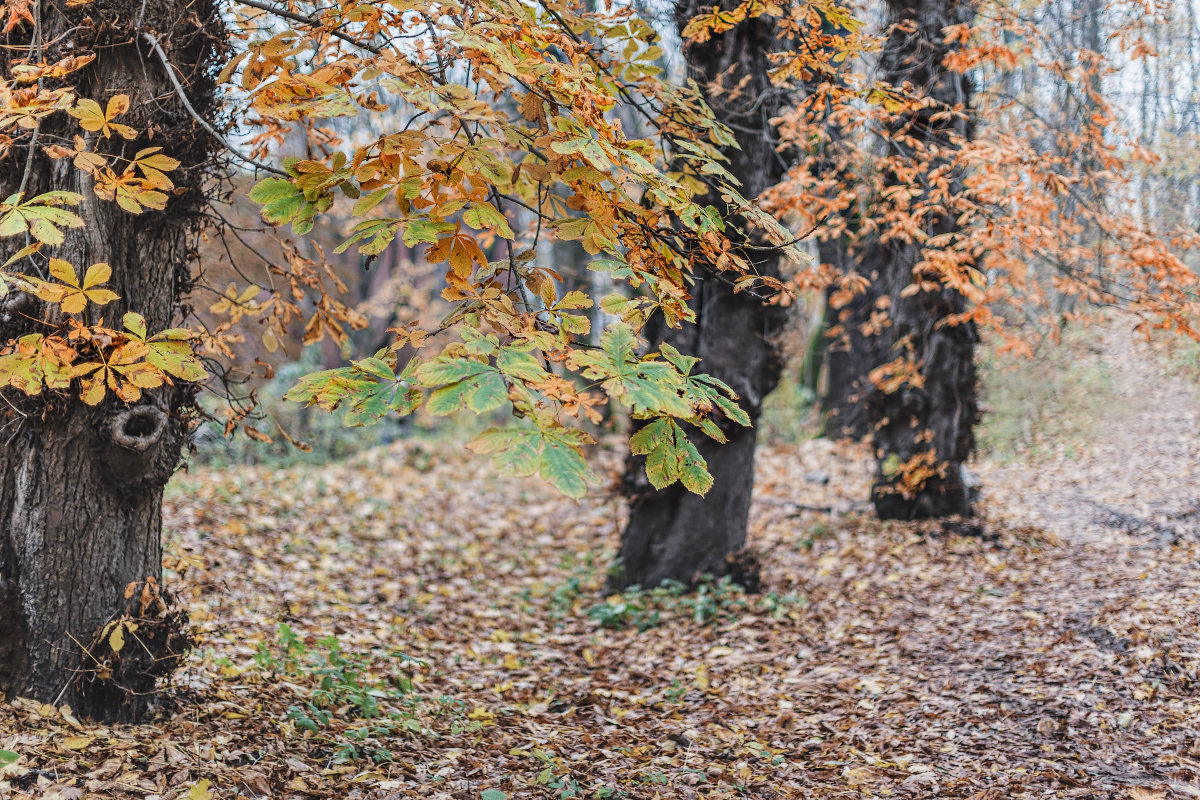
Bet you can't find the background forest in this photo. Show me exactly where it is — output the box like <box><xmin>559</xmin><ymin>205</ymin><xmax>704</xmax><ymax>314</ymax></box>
<box><xmin>1</xmin><ymin>0</ymin><xmax>1199</xmax><ymax>797</ymax></box>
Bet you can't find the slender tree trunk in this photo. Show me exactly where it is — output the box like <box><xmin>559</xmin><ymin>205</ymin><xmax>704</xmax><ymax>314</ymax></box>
<box><xmin>612</xmin><ymin>0</ymin><xmax>791</xmax><ymax>590</ymax></box>
<box><xmin>866</xmin><ymin>0</ymin><xmax>979</xmax><ymax>519</ymax></box>
<box><xmin>0</xmin><ymin>0</ymin><xmax>219</xmax><ymax>719</ymax></box>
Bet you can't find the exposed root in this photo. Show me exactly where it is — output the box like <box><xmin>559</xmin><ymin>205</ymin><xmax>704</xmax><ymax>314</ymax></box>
<box><xmin>75</xmin><ymin>577</ymin><xmax>193</xmax><ymax>722</ymax></box>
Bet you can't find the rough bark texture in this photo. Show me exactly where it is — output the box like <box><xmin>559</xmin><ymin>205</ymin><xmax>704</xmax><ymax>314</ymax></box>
<box><xmin>799</xmin><ymin>54</ymin><xmax>891</xmax><ymax>441</ymax></box>
<box><xmin>866</xmin><ymin>0</ymin><xmax>980</xmax><ymax>519</ymax></box>
<box><xmin>612</xmin><ymin>0</ymin><xmax>791</xmax><ymax>590</ymax></box>
<box><xmin>819</xmin><ymin>241</ymin><xmax>890</xmax><ymax>440</ymax></box>
<box><xmin>0</xmin><ymin>0</ymin><xmax>219</xmax><ymax>719</ymax></box>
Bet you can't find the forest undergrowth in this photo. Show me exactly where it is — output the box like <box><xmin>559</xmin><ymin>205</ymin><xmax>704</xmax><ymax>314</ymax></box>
<box><xmin>1</xmin><ymin>329</ymin><xmax>1199</xmax><ymax>800</ymax></box>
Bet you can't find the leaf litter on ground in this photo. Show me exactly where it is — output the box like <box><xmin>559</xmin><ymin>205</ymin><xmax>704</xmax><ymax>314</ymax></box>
<box><xmin>2</xmin><ymin>330</ymin><xmax>1200</xmax><ymax>799</ymax></box>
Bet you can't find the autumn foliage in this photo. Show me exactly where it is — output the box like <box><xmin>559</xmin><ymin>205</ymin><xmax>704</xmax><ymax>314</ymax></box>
<box><xmin>0</xmin><ymin>0</ymin><xmax>861</xmax><ymax>499</ymax></box>
<box><xmin>3</xmin><ymin>0</ymin><xmax>1199</xmax><ymax>503</ymax></box>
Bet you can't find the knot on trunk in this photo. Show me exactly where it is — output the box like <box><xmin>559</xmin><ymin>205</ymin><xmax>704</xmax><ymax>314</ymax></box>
<box><xmin>103</xmin><ymin>405</ymin><xmax>168</xmax><ymax>486</ymax></box>
<box><xmin>110</xmin><ymin>406</ymin><xmax>167</xmax><ymax>452</ymax></box>
<box><xmin>77</xmin><ymin>577</ymin><xmax>192</xmax><ymax>723</ymax></box>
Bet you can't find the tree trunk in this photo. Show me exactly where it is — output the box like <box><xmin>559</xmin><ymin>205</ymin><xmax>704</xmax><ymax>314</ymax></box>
<box><xmin>791</xmin><ymin>21</ymin><xmax>892</xmax><ymax>442</ymax></box>
<box><xmin>612</xmin><ymin>0</ymin><xmax>791</xmax><ymax>590</ymax></box>
<box><xmin>0</xmin><ymin>0</ymin><xmax>219</xmax><ymax>720</ymax></box>
<box><xmin>865</xmin><ymin>0</ymin><xmax>979</xmax><ymax>520</ymax></box>
<box><xmin>819</xmin><ymin>240</ymin><xmax>890</xmax><ymax>440</ymax></box>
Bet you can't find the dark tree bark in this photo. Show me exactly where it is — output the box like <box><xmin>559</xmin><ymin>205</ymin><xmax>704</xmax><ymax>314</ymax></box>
<box><xmin>865</xmin><ymin>0</ymin><xmax>980</xmax><ymax>519</ymax></box>
<box><xmin>611</xmin><ymin>0</ymin><xmax>791</xmax><ymax>591</ymax></box>
<box><xmin>819</xmin><ymin>241</ymin><xmax>890</xmax><ymax>440</ymax></box>
<box><xmin>793</xmin><ymin>30</ymin><xmax>892</xmax><ymax>442</ymax></box>
<box><xmin>0</xmin><ymin>0</ymin><xmax>220</xmax><ymax>719</ymax></box>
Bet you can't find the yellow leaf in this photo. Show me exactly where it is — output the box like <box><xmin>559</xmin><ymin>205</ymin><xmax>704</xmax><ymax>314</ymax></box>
<box><xmin>695</xmin><ymin>663</ymin><xmax>709</xmax><ymax>689</ymax></box>
<box><xmin>843</xmin><ymin>766</ymin><xmax>875</xmax><ymax>786</ymax></box>
<box><xmin>58</xmin><ymin>706</ymin><xmax>83</xmax><ymax>730</ymax></box>
<box><xmin>47</xmin><ymin>258</ymin><xmax>78</xmax><ymax>287</ymax></box>
<box><xmin>105</xmin><ymin>93</ymin><xmax>128</xmax><ymax>116</ymax></box>
<box><xmin>467</xmin><ymin>707</ymin><xmax>495</xmax><ymax>723</ymax></box>
<box><xmin>188</xmin><ymin>780</ymin><xmax>214</xmax><ymax>800</ymax></box>
<box><xmin>67</xmin><ymin>98</ymin><xmax>105</xmax><ymax>130</ymax></box>
<box><xmin>83</xmin><ymin>288</ymin><xmax>119</xmax><ymax>306</ymax></box>
<box><xmin>81</xmin><ymin>262</ymin><xmax>111</xmax><ymax>289</ymax></box>
<box><xmin>109</xmin><ymin>622</ymin><xmax>125</xmax><ymax>652</ymax></box>
<box><xmin>74</xmin><ymin>150</ymin><xmax>107</xmax><ymax>174</ymax></box>
<box><xmin>67</xmin><ymin>95</ymin><xmax>136</xmax><ymax>139</ymax></box>
<box><xmin>59</xmin><ymin>291</ymin><xmax>88</xmax><ymax>315</ymax></box>
<box><xmin>60</xmin><ymin>736</ymin><xmax>92</xmax><ymax>750</ymax></box>
<box><xmin>3</xmin><ymin>242</ymin><xmax>42</xmax><ymax>268</ymax></box>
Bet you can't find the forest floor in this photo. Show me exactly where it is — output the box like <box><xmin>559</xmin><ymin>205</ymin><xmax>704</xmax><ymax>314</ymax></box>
<box><xmin>3</xmin><ymin>328</ymin><xmax>1200</xmax><ymax>800</ymax></box>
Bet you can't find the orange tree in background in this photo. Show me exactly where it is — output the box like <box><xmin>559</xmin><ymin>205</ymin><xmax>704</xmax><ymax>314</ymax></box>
<box><xmin>0</xmin><ymin>0</ymin><xmax>856</xmax><ymax>716</ymax></box>
<box><xmin>766</xmin><ymin>0</ymin><xmax>1200</xmax><ymax>518</ymax></box>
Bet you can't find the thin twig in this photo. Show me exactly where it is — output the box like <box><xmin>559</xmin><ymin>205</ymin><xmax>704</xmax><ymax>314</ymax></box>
<box><xmin>141</xmin><ymin>33</ymin><xmax>287</xmax><ymax>176</ymax></box>
<box><xmin>236</xmin><ymin>0</ymin><xmax>382</xmax><ymax>54</ymax></box>
<box><xmin>17</xmin><ymin>0</ymin><xmax>44</xmax><ymax>199</ymax></box>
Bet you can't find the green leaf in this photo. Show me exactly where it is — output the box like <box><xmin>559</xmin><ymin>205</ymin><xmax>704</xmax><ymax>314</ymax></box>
<box><xmin>469</xmin><ymin>427</ymin><xmax>540</xmax><ymax>477</ymax></box>
<box><xmin>658</xmin><ymin>342</ymin><xmax>698</xmax><ymax>376</ymax></box>
<box><xmin>354</xmin><ymin>356</ymin><xmax>396</xmax><ymax>381</ymax></box>
<box><xmin>419</xmin><ymin>357</ymin><xmax>508</xmax><ymax>416</ymax></box>
<box><xmin>416</xmin><ymin>356</ymin><xmax>488</xmax><ymax>386</ymax></box>
<box><xmin>426</xmin><ymin>371</ymin><xmax>506</xmax><ymax>415</ymax></box>
<box><xmin>460</xmin><ymin>329</ymin><xmax>500</xmax><ymax>357</ymax></box>
<box><xmin>123</xmin><ymin>312</ymin><xmax>148</xmax><ymax>340</ymax></box>
<box><xmin>0</xmin><ymin>749</ymin><xmax>17</xmax><ymax>765</ymax></box>
<box><xmin>0</xmin><ymin>333</ymin><xmax>71</xmax><ymax>395</ymax></box>
<box><xmin>346</xmin><ymin>381</ymin><xmax>421</xmax><ymax>426</ymax></box>
<box><xmin>539</xmin><ymin>436</ymin><xmax>592</xmax><ymax>498</ymax></box>
<box><xmin>589</xmin><ymin>258</ymin><xmax>632</xmax><ymax>278</ymax></box>
<box><xmin>481</xmin><ymin>791</ymin><xmax>507</xmax><ymax>800</ymax></box>
<box><xmin>882</xmin><ymin>452</ymin><xmax>902</xmax><ymax>478</ymax></box>
<box><xmin>676</xmin><ymin>440</ymin><xmax>714</xmax><ymax>494</ymax></box>
<box><xmin>286</xmin><ymin>354</ymin><xmax>420</xmax><ymax>427</ymax></box>
<box><xmin>496</xmin><ymin>348</ymin><xmax>547</xmax><ymax>383</ymax></box>
<box><xmin>629</xmin><ymin>418</ymin><xmax>712</xmax><ymax>495</ymax></box>
<box><xmin>465</xmin><ymin>371</ymin><xmax>508</xmax><ymax>412</ymax></box>
<box><xmin>468</xmin><ymin>422</ymin><xmax>597</xmax><ymax>498</ymax></box>
<box><xmin>0</xmin><ymin>192</ymin><xmax>85</xmax><ymax>245</ymax></box>
<box><xmin>569</xmin><ymin>324</ymin><xmax>690</xmax><ymax>418</ymax></box>
<box><xmin>352</xmin><ymin>186</ymin><xmax>392</xmax><ymax>217</ymax></box>
<box><xmin>687</xmin><ymin>373</ymin><xmax>750</xmax><ymax>427</ymax></box>
<box><xmin>249</xmin><ymin>178</ymin><xmax>304</xmax><ymax>225</ymax></box>
<box><xmin>403</xmin><ymin>218</ymin><xmax>454</xmax><ymax>247</ymax></box>
<box><xmin>697</xmin><ymin>416</ymin><xmax>726</xmax><ymax>443</ymax></box>
<box><xmin>146</xmin><ymin>339</ymin><xmax>207</xmax><ymax>382</ymax></box>
<box><xmin>337</xmin><ymin>219</ymin><xmax>400</xmax><ymax>256</ymax></box>
<box><xmin>462</xmin><ymin>202</ymin><xmax>515</xmax><ymax>239</ymax></box>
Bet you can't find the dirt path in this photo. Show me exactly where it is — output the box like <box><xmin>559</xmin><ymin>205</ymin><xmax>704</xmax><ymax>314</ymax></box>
<box><xmin>746</xmin><ymin>324</ymin><xmax>1200</xmax><ymax>797</ymax></box>
<box><xmin>977</xmin><ymin>326</ymin><xmax>1200</xmax><ymax>544</ymax></box>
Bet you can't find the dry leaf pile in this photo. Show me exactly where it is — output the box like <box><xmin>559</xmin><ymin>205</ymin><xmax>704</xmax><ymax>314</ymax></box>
<box><xmin>2</xmin><ymin>333</ymin><xmax>1199</xmax><ymax>800</ymax></box>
